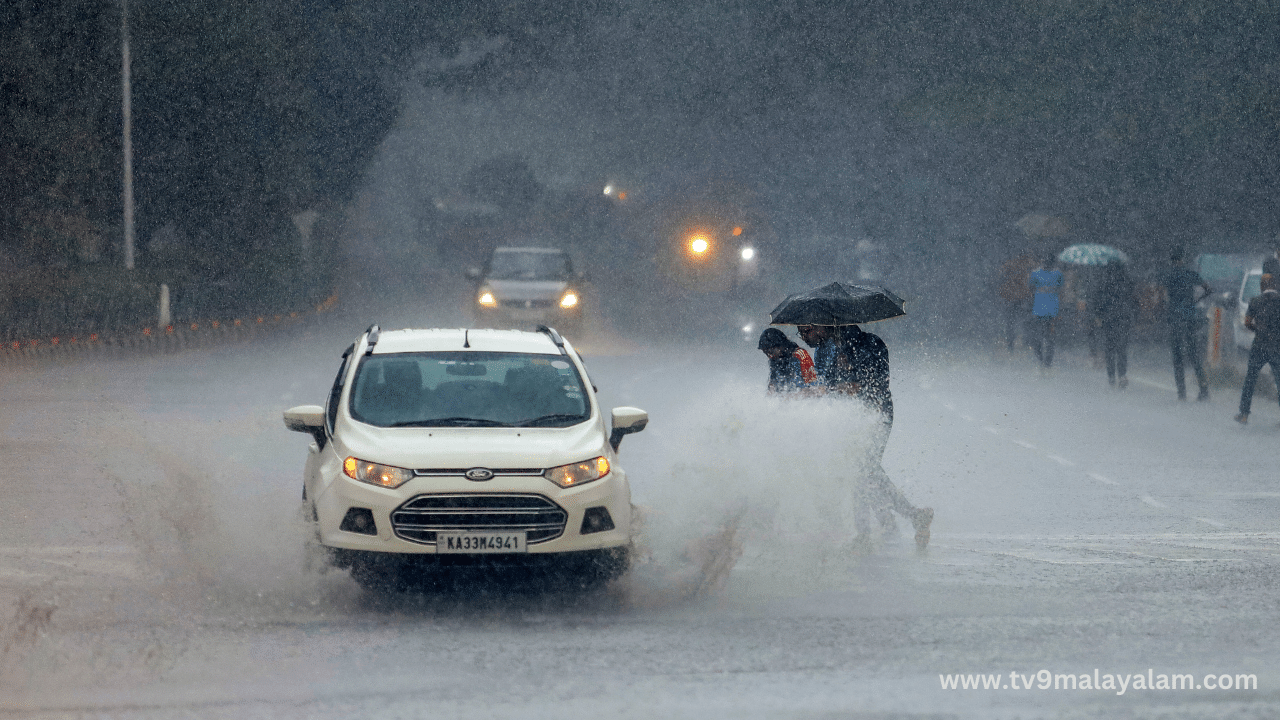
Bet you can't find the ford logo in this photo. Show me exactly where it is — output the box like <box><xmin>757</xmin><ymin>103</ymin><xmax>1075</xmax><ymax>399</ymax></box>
<box><xmin>464</xmin><ymin>467</ymin><xmax>494</xmax><ymax>482</ymax></box>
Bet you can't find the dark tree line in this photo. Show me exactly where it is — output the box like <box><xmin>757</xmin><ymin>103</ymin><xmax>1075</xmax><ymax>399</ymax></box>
<box><xmin>0</xmin><ymin>0</ymin><xmax>606</xmax><ymax>332</ymax></box>
<box><xmin>3</xmin><ymin>0</ymin><xmax>1277</xmax><ymax>302</ymax></box>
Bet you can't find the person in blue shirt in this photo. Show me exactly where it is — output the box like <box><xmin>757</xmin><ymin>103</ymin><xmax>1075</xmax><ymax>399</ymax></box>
<box><xmin>1028</xmin><ymin>255</ymin><xmax>1064</xmax><ymax>370</ymax></box>
<box><xmin>1161</xmin><ymin>249</ymin><xmax>1212</xmax><ymax>401</ymax></box>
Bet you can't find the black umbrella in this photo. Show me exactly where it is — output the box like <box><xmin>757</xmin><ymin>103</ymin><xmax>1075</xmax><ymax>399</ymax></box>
<box><xmin>769</xmin><ymin>282</ymin><xmax>907</xmax><ymax>326</ymax></box>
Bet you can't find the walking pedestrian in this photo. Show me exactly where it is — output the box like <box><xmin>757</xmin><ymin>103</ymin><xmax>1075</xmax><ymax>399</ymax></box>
<box><xmin>1262</xmin><ymin>242</ymin><xmax>1279</xmax><ymax>281</ymax></box>
<box><xmin>1028</xmin><ymin>255</ymin><xmax>1064</xmax><ymax>371</ymax></box>
<box><xmin>1161</xmin><ymin>249</ymin><xmax>1212</xmax><ymax>401</ymax></box>
<box><xmin>757</xmin><ymin>328</ymin><xmax>816</xmax><ymax>394</ymax></box>
<box><xmin>797</xmin><ymin>324</ymin><xmax>933</xmax><ymax>550</ymax></box>
<box><xmin>1235</xmin><ymin>273</ymin><xmax>1280</xmax><ymax>424</ymax></box>
<box><xmin>997</xmin><ymin>253</ymin><xmax>1037</xmax><ymax>353</ymax></box>
<box><xmin>1093</xmin><ymin>262</ymin><xmax>1138</xmax><ymax>388</ymax></box>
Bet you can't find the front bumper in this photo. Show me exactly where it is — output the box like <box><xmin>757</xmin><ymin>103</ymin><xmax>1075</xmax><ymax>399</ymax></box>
<box><xmin>475</xmin><ymin>304</ymin><xmax>581</xmax><ymax>329</ymax></box>
<box><xmin>314</xmin><ymin>469</ymin><xmax>631</xmax><ymax>556</ymax></box>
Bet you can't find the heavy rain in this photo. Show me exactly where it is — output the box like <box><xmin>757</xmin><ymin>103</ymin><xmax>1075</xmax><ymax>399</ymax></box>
<box><xmin>2</xmin><ymin>1</ymin><xmax>1278</xmax><ymax>717</ymax></box>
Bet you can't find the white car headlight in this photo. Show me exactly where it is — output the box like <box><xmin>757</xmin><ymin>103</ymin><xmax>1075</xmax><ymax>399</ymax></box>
<box><xmin>344</xmin><ymin>457</ymin><xmax>414</xmax><ymax>489</ymax></box>
<box><xmin>559</xmin><ymin>291</ymin><xmax>579</xmax><ymax>309</ymax></box>
<box><xmin>478</xmin><ymin>290</ymin><xmax>497</xmax><ymax>307</ymax></box>
<box><xmin>544</xmin><ymin>456</ymin><xmax>610</xmax><ymax>488</ymax></box>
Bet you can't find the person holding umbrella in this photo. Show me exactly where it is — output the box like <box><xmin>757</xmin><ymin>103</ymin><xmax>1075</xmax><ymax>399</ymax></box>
<box><xmin>1028</xmin><ymin>254</ymin><xmax>1064</xmax><ymax>372</ymax></box>
<box><xmin>1092</xmin><ymin>261</ymin><xmax>1138</xmax><ymax>388</ymax></box>
<box><xmin>757</xmin><ymin>327</ymin><xmax>816</xmax><ymax>394</ymax></box>
<box><xmin>774</xmin><ymin>282</ymin><xmax>934</xmax><ymax>550</ymax></box>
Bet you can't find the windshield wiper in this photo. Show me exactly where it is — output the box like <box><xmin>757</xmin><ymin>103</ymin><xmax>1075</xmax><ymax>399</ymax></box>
<box><xmin>513</xmin><ymin>413</ymin><xmax>587</xmax><ymax>427</ymax></box>
<box><xmin>391</xmin><ymin>417</ymin><xmax>510</xmax><ymax>427</ymax></box>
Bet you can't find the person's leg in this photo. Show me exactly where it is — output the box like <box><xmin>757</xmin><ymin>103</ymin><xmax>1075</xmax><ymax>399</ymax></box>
<box><xmin>1116</xmin><ymin>327</ymin><xmax>1129</xmax><ymax>384</ymax></box>
<box><xmin>862</xmin><ymin>422</ymin><xmax>932</xmax><ymax>548</ymax></box>
<box><xmin>1188</xmin><ymin>324</ymin><xmax>1210</xmax><ymax>399</ymax></box>
<box><xmin>1044</xmin><ymin>317</ymin><xmax>1056</xmax><ymax>367</ymax></box>
<box><xmin>1004</xmin><ymin>302</ymin><xmax>1018</xmax><ymax>352</ymax></box>
<box><xmin>1104</xmin><ymin>325</ymin><xmax>1117</xmax><ymax>383</ymax></box>
<box><xmin>1237</xmin><ymin>347</ymin><xmax>1265</xmax><ymax>419</ymax></box>
<box><xmin>1170</xmin><ymin>321</ymin><xmax>1187</xmax><ymax>398</ymax></box>
<box><xmin>1030</xmin><ymin>316</ymin><xmax>1044</xmax><ymax>363</ymax></box>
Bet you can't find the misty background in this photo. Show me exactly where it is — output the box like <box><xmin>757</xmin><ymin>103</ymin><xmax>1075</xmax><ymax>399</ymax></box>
<box><xmin>4</xmin><ymin>0</ymin><xmax>1278</xmax><ymax>340</ymax></box>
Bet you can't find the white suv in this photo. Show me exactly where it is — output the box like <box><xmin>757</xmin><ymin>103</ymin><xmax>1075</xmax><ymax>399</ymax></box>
<box><xmin>283</xmin><ymin>325</ymin><xmax>647</xmax><ymax>592</ymax></box>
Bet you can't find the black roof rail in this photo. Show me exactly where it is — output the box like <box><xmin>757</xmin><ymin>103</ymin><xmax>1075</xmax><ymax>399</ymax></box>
<box><xmin>363</xmin><ymin>324</ymin><xmax>380</xmax><ymax>355</ymax></box>
<box><xmin>535</xmin><ymin>324</ymin><xmax>567</xmax><ymax>354</ymax></box>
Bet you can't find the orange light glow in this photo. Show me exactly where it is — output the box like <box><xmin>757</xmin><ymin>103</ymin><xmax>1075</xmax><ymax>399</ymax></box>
<box><xmin>617</xmin><ymin>191</ymin><xmax>627</xmax><ymax>200</ymax></box>
<box><xmin>689</xmin><ymin>236</ymin><xmax>710</xmax><ymax>254</ymax></box>
<box><xmin>732</xmin><ymin>226</ymin><xmax>743</xmax><ymax>236</ymax></box>
<box><xmin>596</xmin><ymin>456</ymin><xmax>611</xmax><ymax>476</ymax></box>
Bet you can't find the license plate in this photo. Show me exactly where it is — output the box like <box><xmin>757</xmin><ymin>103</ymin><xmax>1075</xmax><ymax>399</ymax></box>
<box><xmin>436</xmin><ymin>531</ymin><xmax>527</xmax><ymax>554</ymax></box>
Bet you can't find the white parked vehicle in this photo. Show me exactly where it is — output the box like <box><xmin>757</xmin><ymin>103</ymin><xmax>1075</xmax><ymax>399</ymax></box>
<box><xmin>283</xmin><ymin>325</ymin><xmax>647</xmax><ymax>592</ymax></box>
<box><xmin>1233</xmin><ymin>267</ymin><xmax>1264</xmax><ymax>352</ymax></box>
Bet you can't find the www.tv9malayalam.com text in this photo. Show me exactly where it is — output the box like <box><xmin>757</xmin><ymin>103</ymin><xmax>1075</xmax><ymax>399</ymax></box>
<box><xmin>940</xmin><ymin>669</ymin><xmax>1257</xmax><ymax>695</ymax></box>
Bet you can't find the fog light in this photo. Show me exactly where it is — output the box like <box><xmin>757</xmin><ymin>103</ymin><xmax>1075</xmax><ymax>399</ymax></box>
<box><xmin>580</xmin><ymin>506</ymin><xmax>615</xmax><ymax>535</ymax></box>
<box><xmin>340</xmin><ymin>507</ymin><xmax>377</xmax><ymax>536</ymax></box>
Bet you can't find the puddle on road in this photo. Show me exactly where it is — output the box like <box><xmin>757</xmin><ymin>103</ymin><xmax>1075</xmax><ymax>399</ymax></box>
<box><xmin>1</xmin><ymin>383</ymin><xmax>902</xmax><ymax>700</ymax></box>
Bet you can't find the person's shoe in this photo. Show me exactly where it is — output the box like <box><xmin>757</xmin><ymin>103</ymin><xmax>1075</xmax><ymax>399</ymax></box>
<box><xmin>1197</xmin><ymin>387</ymin><xmax>1211</xmax><ymax>401</ymax></box>
<box><xmin>1118</xmin><ymin>376</ymin><xmax>1128</xmax><ymax>389</ymax></box>
<box><xmin>1235</xmin><ymin>413</ymin><xmax>1249</xmax><ymax>425</ymax></box>
<box><xmin>912</xmin><ymin>508</ymin><xmax>934</xmax><ymax>550</ymax></box>
<box><xmin>1177</xmin><ymin>390</ymin><xmax>1187</xmax><ymax>401</ymax></box>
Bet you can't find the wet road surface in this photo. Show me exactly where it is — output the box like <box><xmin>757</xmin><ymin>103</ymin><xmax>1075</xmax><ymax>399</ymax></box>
<box><xmin>1</xmin><ymin>306</ymin><xmax>1277</xmax><ymax>719</ymax></box>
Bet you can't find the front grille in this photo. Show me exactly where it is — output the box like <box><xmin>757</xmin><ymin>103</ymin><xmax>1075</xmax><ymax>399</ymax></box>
<box><xmin>500</xmin><ymin>299</ymin><xmax>553</xmax><ymax>308</ymax></box>
<box><xmin>392</xmin><ymin>493</ymin><xmax>567</xmax><ymax>545</ymax></box>
<box><xmin>414</xmin><ymin>468</ymin><xmax>544</xmax><ymax>477</ymax></box>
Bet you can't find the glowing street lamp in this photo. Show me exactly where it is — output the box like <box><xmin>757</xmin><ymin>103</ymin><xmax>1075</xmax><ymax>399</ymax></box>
<box><xmin>689</xmin><ymin>235</ymin><xmax>710</xmax><ymax>255</ymax></box>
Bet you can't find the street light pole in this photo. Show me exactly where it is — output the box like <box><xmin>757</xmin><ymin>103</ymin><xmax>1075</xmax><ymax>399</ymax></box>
<box><xmin>121</xmin><ymin>0</ymin><xmax>135</xmax><ymax>270</ymax></box>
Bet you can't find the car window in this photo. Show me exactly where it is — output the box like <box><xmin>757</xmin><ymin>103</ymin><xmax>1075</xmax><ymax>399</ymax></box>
<box><xmin>487</xmin><ymin>251</ymin><xmax>572</xmax><ymax>280</ymax></box>
<box><xmin>348</xmin><ymin>351</ymin><xmax>590</xmax><ymax>428</ymax></box>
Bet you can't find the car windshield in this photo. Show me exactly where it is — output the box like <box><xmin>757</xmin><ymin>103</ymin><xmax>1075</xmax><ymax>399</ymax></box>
<box><xmin>348</xmin><ymin>351</ymin><xmax>590</xmax><ymax>428</ymax></box>
<box><xmin>488</xmin><ymin>250</ymin><xmax>572</xmax><ymax>280</ymax></box>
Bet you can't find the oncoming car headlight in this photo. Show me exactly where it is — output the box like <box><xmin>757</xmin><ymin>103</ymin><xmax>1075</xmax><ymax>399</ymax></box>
<box><xmin>344</xmin><ymin>457</ymin><xmax>414</xmax><ymax>489</ymax></box>
<box><xmin>559</xmin><ymin>291</ymin><xmax>579</xmax><ymax>309</ymax></box>
<box><xmin>544</xmin><ymin>456</ymin><xmax>610</xmax><ymax>488</ymax></box>
<box><xmin>478</xmin><ymin>290</ymin><xmax>497</xmax><ymax>307</ymax></box>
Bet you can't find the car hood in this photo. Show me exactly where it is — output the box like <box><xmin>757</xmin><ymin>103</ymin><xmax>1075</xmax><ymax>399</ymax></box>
<box><xmin>485</xmin><ymin>279</ymin><xmax>568</xmax><ymax>301</ymax></box>
<box><xmin>334</xmin><ymin>414</ymin><xmax>608</xmax><ymax>470</ymax></box>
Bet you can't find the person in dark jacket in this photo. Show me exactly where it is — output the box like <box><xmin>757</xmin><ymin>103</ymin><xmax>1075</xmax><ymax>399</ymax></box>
<box><xmin>1161</xmin><ymin>249</ymin><xmax>1213</xmax><ymax>400</ymax></box>
<box><xmin>798</xmin><ymin>324</ymin><xmax>933</xmax><ymax>550</ymax></box>
<box><xmin>1235</xmin><ymin>273</ymin><xmax>1280</xmax><ymax>424</ymax></box>
<box><xmin>1093</xmin><ymin>262</ymin><xmax>1138</xmax><ymax>388</ymax></box>
<box><xmin>757</xmin><ymin>328</ymin><xmax>816</xmax><ymax>394</ymax></box>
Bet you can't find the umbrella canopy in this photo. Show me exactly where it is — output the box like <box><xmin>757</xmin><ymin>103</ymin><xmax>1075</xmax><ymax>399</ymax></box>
<box><xmin>769</xmin><ymin>282</ymin><xmax>906</xmax><ymax>326</ymax></box>
<box><xmin>1015</xmin><ymin>213</ymin><xmax>1070</xmax><ymax>238</ymax></box>
<box><xmin>1058</xmin><ymin>243</ymin><xmax>1129</xmax><ymax>266</ymax></box>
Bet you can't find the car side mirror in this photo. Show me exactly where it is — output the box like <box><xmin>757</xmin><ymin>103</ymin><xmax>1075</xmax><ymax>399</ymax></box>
<box><xmin>284</xmin><ymin>404</ymin><xmax>326</xmax><ymax>446</ymax></box>
<box><xmin>465</xmin><ymin>267</ymin><xmax>482</xmax><ymax>281</ymax></box>
<box><xmin>609</xmin><ymin>406</ymin><xmax>648</xmax><ymax>451</ymax></box>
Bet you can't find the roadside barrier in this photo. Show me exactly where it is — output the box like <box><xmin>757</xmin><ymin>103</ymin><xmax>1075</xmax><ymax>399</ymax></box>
<box><xmin>0</xmin><ymin>293</ymin><xmax>339</xmax><ymax>365</ymax></box>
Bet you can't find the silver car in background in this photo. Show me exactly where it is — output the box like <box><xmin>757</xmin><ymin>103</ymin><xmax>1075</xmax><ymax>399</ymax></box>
<box><xmin>467</xmin><ymin>247</ymin><xmax>585</xmax><ymax>336</ymax></box>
